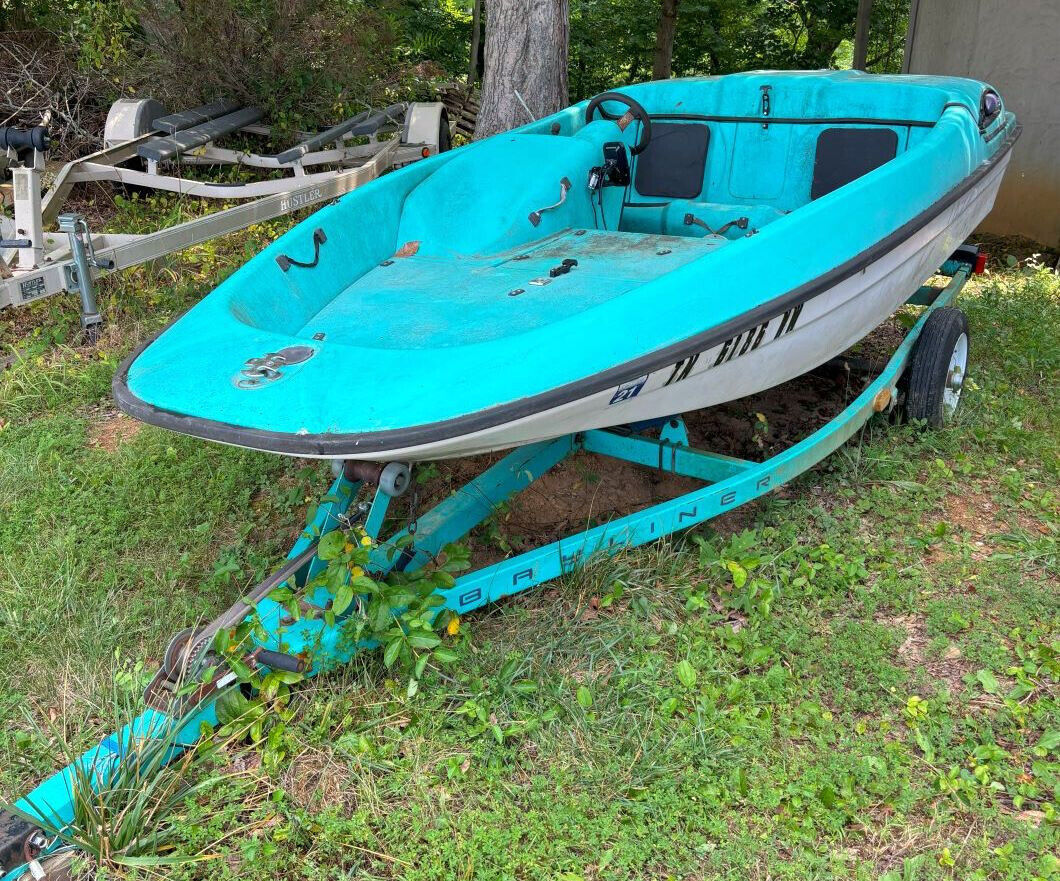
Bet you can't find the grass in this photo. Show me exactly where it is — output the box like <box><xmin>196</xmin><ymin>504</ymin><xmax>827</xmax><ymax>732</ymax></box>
<box><xmin>0</xmin><ymin>205</ymin><xmax>1057</xmax><ymax>879</ymax></box>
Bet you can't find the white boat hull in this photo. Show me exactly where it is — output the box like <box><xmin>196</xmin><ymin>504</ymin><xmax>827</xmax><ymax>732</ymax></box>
<box><xmin>335</xmin><ymin>147</ymin><xmax>1010</xmax><ymax>462</ymax></box>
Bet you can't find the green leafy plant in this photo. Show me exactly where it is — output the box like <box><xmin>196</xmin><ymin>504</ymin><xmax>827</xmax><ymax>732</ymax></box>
<box><xmin>690</xmin><ymin>529</ymin><xmax>775</xmax><ymax>618</ymax></box>
<box><xmin>205</xmin><ymin>523</ymin><xmax>470</xmax><ymax>767</ymax></box>
<box><xmin>314</xmin><ymin>529</ymin><xmax>470</xmax><ymax>689</ymax></box>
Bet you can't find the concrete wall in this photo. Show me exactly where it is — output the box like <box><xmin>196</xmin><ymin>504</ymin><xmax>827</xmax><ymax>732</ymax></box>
<box><xmin>905</xmin><ymin>0</ymin><xmax>1060</xmax><ymax>248</ymax></box>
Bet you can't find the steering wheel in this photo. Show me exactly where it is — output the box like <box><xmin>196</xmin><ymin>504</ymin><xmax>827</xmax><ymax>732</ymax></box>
<box><xmin>585</xmin><ymin>92</ymin><xmax>652</xmax><ymax>155</ymax></box>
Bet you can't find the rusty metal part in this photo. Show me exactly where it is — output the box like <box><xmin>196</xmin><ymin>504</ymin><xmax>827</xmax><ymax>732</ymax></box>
<box><xmin>0</xmin><ymin>811</ymin><xmax>37</xmax><ymax>875</ymax></box>
<box><xmin>343</xmin><ymin>460</ymin><xmax>386</xmax><ymax>484</ymax></box>
<box><xmin>342</xmin><ymin>460</ymin><xmax>412</xmax><ymax>497</ymax></box>
<box><xmin>144</xmin><ymin>543</ymin><xmax>318</xmax><ymax>710</ymax></box>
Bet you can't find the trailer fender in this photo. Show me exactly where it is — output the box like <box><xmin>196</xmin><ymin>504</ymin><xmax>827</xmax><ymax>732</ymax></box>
<box><xmin>104</xmin><ymin>98</ymin><xmax>167</xmax><ymax>148</ymax></box>
<box><xmin>403</xmin><ymin>102</ymin><xmax>451</xmax><ymax>154</ymax></box>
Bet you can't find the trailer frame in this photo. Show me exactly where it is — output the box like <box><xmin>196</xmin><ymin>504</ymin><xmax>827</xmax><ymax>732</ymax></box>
<box><xmin>0</xmin><ymin>258</ymin><xmax>978</xmax><ymax>880</ymax></box>
<box><xmin>0</xmin><ymin>99</ymin><xmax>447</xmax><ymax>333</ymax></box>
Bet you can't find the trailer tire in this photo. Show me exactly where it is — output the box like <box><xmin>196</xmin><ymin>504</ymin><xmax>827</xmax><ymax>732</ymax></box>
<box><xmin>437</xmin><ymin>109</ymin><xmax>452</xmax><ymax>153</ymax></box>
<box><xmin>904</xmin><ymin>307</ymin><xmax>969</xmax><ymax>428</ymax></box>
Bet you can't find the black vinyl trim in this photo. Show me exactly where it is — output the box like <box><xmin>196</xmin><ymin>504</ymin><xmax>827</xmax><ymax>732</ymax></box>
<box><xmin>650</xmin><ymin>113</ymin><xmax>938</xmax><ymax>128</ymax></box>
<box><xmin>113</xmin><ymin>125</ymin><xmax>1021</xmax><ymax>458</ymax></box>
<box><xmin>983</xmin><ymin>121</ymin><xmax>1008</xmax><ymax>143</ymax></box>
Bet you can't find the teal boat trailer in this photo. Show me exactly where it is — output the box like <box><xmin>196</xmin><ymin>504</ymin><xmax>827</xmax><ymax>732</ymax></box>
<box><xmin>0</xmin><ymin>253</ymin><xmax>983</xmax><ymax>879</ymax></box>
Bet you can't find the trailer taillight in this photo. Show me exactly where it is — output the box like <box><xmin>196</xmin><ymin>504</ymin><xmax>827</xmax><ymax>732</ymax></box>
<box><xmin>974</xmin><ymin>252</ymin><xmax>988</xmax><ymax>274</ymax></box>
<box><xmin>421</xmin><ymin>146</ymin><xmax>431</xmax><ymax>158</ymax></box>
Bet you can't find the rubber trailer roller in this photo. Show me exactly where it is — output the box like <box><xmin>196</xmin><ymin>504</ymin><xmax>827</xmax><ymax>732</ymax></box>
<box><xmin>342</xmin><ymin>461</ymin><xmax>412</xmax><ymax>497</ymax></box>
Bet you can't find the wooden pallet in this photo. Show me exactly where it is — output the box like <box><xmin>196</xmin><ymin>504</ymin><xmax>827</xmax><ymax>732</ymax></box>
<box><xmin>437</xmin><ymin>83</ymin><xmax>480</xmax><ymax>139</ymax></box>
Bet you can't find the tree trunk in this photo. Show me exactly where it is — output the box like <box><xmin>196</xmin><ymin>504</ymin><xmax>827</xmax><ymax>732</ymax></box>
<box><xmin>475</xmin><ymin>0</ymin><xmax>569</xmax><ymax>139</ymax></box>
<box><xmin>468</xmin><ymin>0</ymin><xmax>482</xmax><ymax>85</ymax></box>
<box><xmin>853</xmin><ymin>0</ymin><xmax>873</xmax><ymax>70</ymax></box>
<box><xmin>652</xmin><ymin>0</ymin><xmax>680</xmax><ymax>80</ymax></box>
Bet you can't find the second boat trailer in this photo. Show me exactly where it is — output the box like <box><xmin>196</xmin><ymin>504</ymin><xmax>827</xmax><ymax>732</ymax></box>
<box><xmin>0</xmin><ymin>253</ymin><xmax>983</xmax><ymax>879</ymax></box>
<box><xmin>0</xmin><ymin>98</ymin><xmax>449</xmax><ymax>336</ymax></box>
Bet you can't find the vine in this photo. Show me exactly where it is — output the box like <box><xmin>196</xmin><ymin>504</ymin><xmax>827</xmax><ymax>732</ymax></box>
<box><xmin>203</xmin><ymin>524</ymin><xmax>469</xmax><ymax>768</ymax></box>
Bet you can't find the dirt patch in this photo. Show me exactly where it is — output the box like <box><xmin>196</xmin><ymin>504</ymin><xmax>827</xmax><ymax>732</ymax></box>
<box><xmin>85</xmin><ymin>405</ymin><xmax>141</xmax><ymax>451</ymax></box>
<box><xmin>974</xmin><ymin>232</ymin><xmax>1060</xmax><ymax>269</ymax></box>
<box><xmin>938</xmin><ymin>484</ymin><xmax>1053</xmax><ymax>563</ymax></box>
<box><xmin>942</xmin><ymin>487</ymin><xmax>1003</xmax><ymax>541</ymax></box>
<box><xmin>683</xmin><ymin>319</ymin><xmax>906</xmax><ymax>462</ymax></box>
<box><xmin>850</xmin><ymin>807</ymin><xmax>987</xmax><ymax>875</ymax></box>
<box><xmin>929</xmin><ymin>642</ymin><xmax>973</xmax><ymax>692</ymax></box>
<box><xmin>282</xmin><ymin>746</ymin><xmax>358</xmax><ymax>814</ymax></box>
<box><xmin>392</xmin><ymin>320</ymin><xmax>908</xmax><ymax>569</ymax></box>
<box><xmin>882</xmin><ymin>613</ymin><xmax>972</xmax><ymax>694</ymax></box>
<box><xmin>889</xmin><ymin>614</ymin><xmax>929</xmax><ymax>670</ymax></box>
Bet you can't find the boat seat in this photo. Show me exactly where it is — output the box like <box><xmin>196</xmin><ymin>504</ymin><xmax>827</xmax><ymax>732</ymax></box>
<box><xmin>137</xmin><ymin>106</ymin><xmax>264</xmax><ymax>163</ymax></box>
<box><xmin>396</xmin><ymin>125</ymin><xmax>626</xmax><ymax>257</ymax></box>
<box><xmin>621</xmin><ymin>199</ymin><xmax>786</xmax><ymax>239</ymax></box>
<box><xmin>810</xmin><ymin>127</ymin><xmax>899</xmax><ymax>200</ymax></box>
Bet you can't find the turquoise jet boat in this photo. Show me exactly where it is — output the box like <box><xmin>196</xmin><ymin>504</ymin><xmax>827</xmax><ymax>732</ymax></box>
<box><xmin>114</xmin><ymin>70</ymin><xmax>1018</xmax><ymax>461</ymax></box>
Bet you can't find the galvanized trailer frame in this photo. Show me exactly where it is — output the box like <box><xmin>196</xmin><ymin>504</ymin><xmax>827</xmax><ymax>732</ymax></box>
<box><xmin>0</xmin><ymin>100</ymin><xmax>446</xmax><ymax>332</ymax></box>
<box><xmin>0</xmin><ymin>259</ymin><xmax>976</xmax><ymax>880</ymax></box>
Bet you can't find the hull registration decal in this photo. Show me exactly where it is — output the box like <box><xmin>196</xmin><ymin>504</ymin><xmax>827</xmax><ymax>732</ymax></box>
<box><xmin>609</xmin><ymin>374</ymin><xmax>648</xmax><ymax>405</ymax></box>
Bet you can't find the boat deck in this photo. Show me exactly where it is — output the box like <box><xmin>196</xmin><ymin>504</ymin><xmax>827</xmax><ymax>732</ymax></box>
<box><xmin>298</xmin><ymin>229</ymin><xmax>722</xmax><ymax>349</ymax></box>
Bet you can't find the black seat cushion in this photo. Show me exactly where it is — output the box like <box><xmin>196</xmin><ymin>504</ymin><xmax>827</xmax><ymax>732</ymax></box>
<box><xmin>810</xmin><ymin>127</ymin><xmax>899</xmax><ymax>200</ymax></box>
<box><xmin>634</xmin><ymin>122</ymin><xmax>710</xmax><ymax>199</ymax></box>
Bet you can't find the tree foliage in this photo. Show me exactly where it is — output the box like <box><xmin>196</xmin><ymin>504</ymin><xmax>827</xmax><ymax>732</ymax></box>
<box><xmin>3</xmin><ymin>0</ymin><xmax>908</xmax><ymax>147</ymax></box>
<box><xmin>570</xmin><ymin>0</ymin><xmax>908</xmax><ymax>100</ymax></box>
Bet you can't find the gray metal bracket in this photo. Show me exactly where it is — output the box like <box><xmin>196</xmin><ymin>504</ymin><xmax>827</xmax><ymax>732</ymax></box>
<box><xmin>57</xmin><ymin>213</ymin><xmax>105</xmax><ymax>336</ymax></box>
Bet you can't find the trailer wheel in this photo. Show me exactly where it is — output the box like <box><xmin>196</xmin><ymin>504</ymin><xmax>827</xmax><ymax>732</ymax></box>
<box><xmin>437</xmin><ymin>108</ymin><xmax>452</xmax><ymax>153</ymax></box>
<box><xmin>904</xmin><ymin>307</ymin><xmax>970</xmax><ymax>427</ymax></box>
